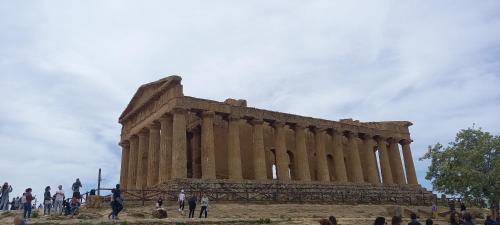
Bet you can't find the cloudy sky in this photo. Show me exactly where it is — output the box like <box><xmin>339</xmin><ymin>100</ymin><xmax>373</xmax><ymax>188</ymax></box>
<box><xmin>1</xmin><ymin>1</ymin><xmax>500</xmax><ymax>199</ymax></box>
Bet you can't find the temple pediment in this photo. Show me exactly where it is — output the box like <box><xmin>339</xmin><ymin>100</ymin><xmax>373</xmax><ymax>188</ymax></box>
<box><xmin>119</xmin><ymin>75</ymin><xmax>182</xmax><ymax>122</ymax></box>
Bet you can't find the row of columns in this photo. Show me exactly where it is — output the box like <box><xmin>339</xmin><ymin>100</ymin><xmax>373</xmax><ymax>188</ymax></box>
<box><xmin>119</xmin><ymin>108</ymin><xmax>419</xmax><ymax>189</ymax></box>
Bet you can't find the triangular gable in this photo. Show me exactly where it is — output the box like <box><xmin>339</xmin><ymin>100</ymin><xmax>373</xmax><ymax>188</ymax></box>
<box><xmin>119</xmin><ymin>75</ymin><xmax>182</xmax><ymax>121</ymax></box>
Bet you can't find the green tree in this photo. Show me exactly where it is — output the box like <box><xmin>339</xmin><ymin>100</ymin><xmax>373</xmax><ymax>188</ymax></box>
<box><xmin>420</xmin><ymin>126</ymin><xmax>500</xmax><ymax>217</ymax></box>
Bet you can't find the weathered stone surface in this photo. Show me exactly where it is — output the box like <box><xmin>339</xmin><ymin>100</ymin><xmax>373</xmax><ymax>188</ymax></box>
<box><xmin>152</xmin><ymin>208</ymin><xmax>168</xmax><ymax>218</ymax></box>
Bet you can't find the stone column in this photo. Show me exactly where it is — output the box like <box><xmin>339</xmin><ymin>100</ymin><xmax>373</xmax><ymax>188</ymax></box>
<box><xmin>201</xmin><ymin>111</ymin><xmax>216</xmax><ymax>179</ymax></box>
<box><xmin>332</xmin><ymin>130</ymin><xmax>348</xmax><ymax>182</ymax></box>
<box><xmin>119</xmin><ymin>141</ymin><xmax>130</xmax><ymax>189</ymax></box>
<box><xmin>147</xmin><ymin>123</ymin><xmax>160</xmax><ymax>187</ymax></box>
<box><xmin>273</xmin><ymin>121</ymin><xmax>290</xmax><ymax>181</ymax></box>
<box><xmin>159</xmin><ymin>114</ymin><xmax>173</xmax><ymax>183</ymax></box>
<box><xmin>293</xmin><ymin>123</ymin><xmax>311</xmax><ymax>181</ymax></box>
<box><xmin>362</xmin><ymin>135</ymin><xmax>380</xmax><ymax>184</ymax></box>
<box><xmin>171</xmin><ymin>108</ymin><xmax>187</xmax><ymax>179</ymax></box>
<box><xmin>314</xmin><ymin>127</ymin><xmax>330</xmax><ymax>182</ymax></box>
<box><xmin>227</xmin><ymin>115</ymin><xmax>243</xmax><ymax>180</ymax></box>
<box><xmin>136</xmin><ymin>129</ymin><xmax>150</xmax><ymax>189</ymax></box>
<box><xmin>346</xmin><ymin>132</ymin><xmax>364</xmax><ymax>183</ymax></box>
<box><xmin>401</xmin><ymin>139</ymin><xmax>418</xmax><ymax>185</ymax></box>
<box><xmin>377</xmin><ymin>138</ymin><xmax>393</xmax><ymax>184</ymax></box>
<box><xmin>127</xmin><ymin>135</ymin><xmax>139</xmax><ymax>189</ymax></box>
<box><xmin>388</xmin><ymin>138</ymin><xmax>405</xmax><ymax>185</ymax></box>
<box><xmin>251</xmin><ymin>118</ymin><xmax>267</xmax><ymax>180</ymax></box>
<box><xmin>191</xmin><ymin>129</ymin><xmax>202</xmax><ymax>178</ymax></box>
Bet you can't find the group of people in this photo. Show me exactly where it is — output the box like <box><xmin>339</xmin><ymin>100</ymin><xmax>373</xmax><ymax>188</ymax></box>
<box><xmin>153</xmin><ymin>189</ymin><xmax>210</xmax><ymax>219</ymax></box>
<box><xmin>0</xmin><ymin>178</ymin><xmax>84</xmax><ymax>222</ymax></box>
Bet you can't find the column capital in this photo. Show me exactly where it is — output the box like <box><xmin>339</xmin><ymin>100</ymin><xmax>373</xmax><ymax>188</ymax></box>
<box><xmin>201</xmin><ymin>111</ymin><xmax>215</xmax><ymax>118</ymax></box>
<box><xmin>250</xmin><ymin>118</ymin><xmax>264</xmax><ymax>125</ymax></box>
<box><xmin>344</xmin><ymin>131</ymin><xmax>357</xmax><ymax>138</ymax></box>
<box><xmin>148</xmin><ymin>122</ymin><xmax>161</xmax><ymax>130</ymax></box>
<box><xmin>331</xmin><ymin>129</ymin><xmax>343</xmax><ymax>135</ymax></box>
<box><xmin>138</xmin><ymin>128</ymin><xmax>149</xmax><ymax>136</ymax></box>
<box><xmin>292</xmin><ymin>122</ymin><xmax>308</xmax><ymax>130</ymax></box>
<box><xmin>272</xmin><ymin>120</ymin><xmax>286</xmax><ymax>128</ymax></box>
<box><xmin>387</xmin><ymin>137</ymin><xmax>400</xmax><ymax>144</ymax></box>
<box><xmin>160</xmin><ymin>113</ymin><xmax>173</xmax><ymax>120</ymax></box>
<box><xmin>400</xmin><ymin>139</ymin><xmax>413</xmax><ymax>145</ymax></box>
<box><xmin>119</xmin><ymin>140</ymin><xmax>130</xmax><ymax>148</ymax></box>
<box><xmin>360</xmin><ymin>133</ymin><xmax>375</xmax><ymax>140</ymax></box>
<box><xmin>312</xmin><ymin>126</ymin><xmax>327</xmax><ymax>133</ymax></box>
<box><xmin>172</xmin><ymin>107</ymin><xmax>188</xmax><ymax>114</ymax></box>
<box><xmin>228</xmin><ymin>114</ymin><xmax>240</xmax><ymax>121</ymax></box>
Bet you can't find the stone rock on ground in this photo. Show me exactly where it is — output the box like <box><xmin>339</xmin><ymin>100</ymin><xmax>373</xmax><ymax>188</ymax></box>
<box><xmin>152</xmin><ymin>208</ymin><xmax>168</xmax><ymax>219</ymax></box>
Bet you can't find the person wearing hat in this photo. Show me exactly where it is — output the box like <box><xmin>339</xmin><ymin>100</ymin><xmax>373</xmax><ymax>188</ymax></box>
<box><xmin>178</xmin><ymin>189</ymin><xmax>185</xmax><ymax>214</ymax></box>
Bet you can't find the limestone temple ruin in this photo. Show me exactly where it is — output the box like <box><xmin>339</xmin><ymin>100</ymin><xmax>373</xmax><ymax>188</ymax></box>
<box><xmin>118</xmin><ymin>76</ymin><xmax>433</xmax><ymax>204</ymax></box>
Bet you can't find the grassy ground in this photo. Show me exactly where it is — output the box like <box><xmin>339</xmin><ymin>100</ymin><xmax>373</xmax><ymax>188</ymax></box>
<box><xmin>0</xmin><ymin>203</ymin><xmax>489</xmax><ymax>225</ymax></box>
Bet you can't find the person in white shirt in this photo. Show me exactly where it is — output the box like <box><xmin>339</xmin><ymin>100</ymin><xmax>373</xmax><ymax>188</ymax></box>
<box><xmin>53</xmin><ymin>185</ymin><xmax>65</xmax><ymax>215</ymax></box>
<box><xmin>178</xmin><ymin>190</ymin><xmax>185</xmax><ymax>214</ymax></box>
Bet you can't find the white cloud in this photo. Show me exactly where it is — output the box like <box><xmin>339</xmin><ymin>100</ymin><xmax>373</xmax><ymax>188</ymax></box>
<box><xmin>1</xmin><ymin>0</ymin><xmax>500</xmax><ymax>198</ymax></box>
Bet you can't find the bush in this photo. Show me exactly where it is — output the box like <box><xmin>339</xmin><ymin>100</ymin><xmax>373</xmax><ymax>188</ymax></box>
<box><xmin>120</xmin><ymin>221</ymin><xmax>129</xmax><ymax>225</ymax></box>
<box><xmin>31</xmin><ymin>210</ymin><xmax>40</xmax><ymax>218</ymax></box>
<box><xmin>257</xmin><ymin>218</ymin><xmax>271</xmax><ymax>224</ymax></box>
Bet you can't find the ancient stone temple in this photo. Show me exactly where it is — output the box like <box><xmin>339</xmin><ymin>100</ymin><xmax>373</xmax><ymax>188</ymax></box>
<box><xmin>119</xmin><ymin>76</ymin><xmax>433</xmax><ymax>204</ymax></box>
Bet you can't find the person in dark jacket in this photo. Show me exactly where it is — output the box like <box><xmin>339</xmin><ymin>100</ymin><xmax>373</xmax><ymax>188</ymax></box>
<box><xmin>188</xmin><ymin>194</ymin><xmax>197</xmax><ymax>218</ymax></box>
<box><xmin>43</xmin><ymin>186</ymin><xmax>51</xmax><ymax>216</ymax></box>
<box><xmin>392</xmin><ymin>216</ymin><xmax>402</xmax><ymax>225</ymax></box>
<box><xmin>463</xmin><ymin>212</ymin><xmax>475</xmax><ymax>225</ymax></box>
<box><xmin>425</xmin><ymin>218</ymin><xmax>433</xmax><ymax>225</ymax></box>
<box><xmin>329</xmin><ymin>216</ymin><xmax>338</xmax><ymax>225</ymax></box>
<box><xmin>374</xmin><ymin>217</ymin><xmax>386</xmax><ymax>225</ymax></box>
<box><xmin>484</xmin><ymin>215</ymin><xmax>495</xmax><ymax>225</ymax></box>
<box><xmin>109</xmin><ymin>184</ymin><xmax>123</xmax><ymax>220</ymax></box>
<box><xmin>408</xmin><ymin>213</ymin><xmax>421</xmax><ymax>225</ymax></box>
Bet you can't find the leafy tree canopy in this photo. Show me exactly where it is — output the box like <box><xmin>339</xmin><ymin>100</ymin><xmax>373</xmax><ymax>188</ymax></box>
<box><xmin>420</xmin><ymin>126</ymin><xmax>500</xmax><ymax>208</ymax></box>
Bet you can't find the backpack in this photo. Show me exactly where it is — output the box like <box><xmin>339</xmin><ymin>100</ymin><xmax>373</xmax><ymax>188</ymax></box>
<box><xmin>21</xmin><ymin>195</ymin><xmax>27</xmax><ymax>204</ymax></box>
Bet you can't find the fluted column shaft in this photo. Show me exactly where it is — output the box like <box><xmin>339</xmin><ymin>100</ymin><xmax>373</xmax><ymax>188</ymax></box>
<box><xmin>377</xmin><ymin>139</ymin><xmax>393</xmax><ymax>184</ymax></box>
<box><xmin>147</xmin><ymin>123</ymin><xmax>160</xmax><ymax>186</ymax></box>
<box><xmin>388</xmin><ymin>138</ymin><xmax>405</xmax><ymax>185</ymax></box>
<box><xmin>120</xmin><ymin>141</ymin><xmax>130</xmax><ymax>189</ymax></box>
<box><xmin>191</xmin><ymin>131</ymin><xmax>202</xmax><ymax>178</ymax></box>
<box><xmin>251</xmin><ymin>119</ymin><xmax>267</xmax><ymax>180</ymax></box>
<box><xmin>332</xmin><ymin>131</ymin><xmax>348</xmax><ymax>182</ymax></box>
<box><xmin>127</xmin><ymin>136</ymin><xmax>139</xmax><ymax>189</ymax></box>
<box><xmin>171</xmin><ymin>108</ymin><xmax>187</xmax><ymax>179</ymax></box>
<box><xmin>346</xmin><ymin>132</ymin><xmax>364</xmax><ymax>183</ymax></box>
<box><xmin>159</xmin><ymin>114</ymin><xmax>173</xmax><ymax>183</ymax></box>
<box><xmin>362</xmin><ymin>136</ymin><xmax>380</xmax><ymax>184</ymax></box>
<box><xmin>401</xmin><ymin>140</ymin><xmax>418</xmax><ymax>185</ymax></box>
<box><xmin>274</xmin><ymin>122</ymin><xmax>290</xmax><ymax>181</ymax></box>
<box><xmin>294</xmin><ymin>124</ymin><xmax>311</xmax><ymax>181</ymax></box>
<box><xmin>136</xmin><ymin>129</ymin><xmax>150</xmax><ymax>189</ymax></box>
<box><xmin>314</xmin><ymin>128</ymin><xmax>330</xmax><ymax>182</ymax></box>
<box><xmin>201</xmin><ymin>111</ymin><xmax>216</xmax><ymax>179</ymax></box>
<box><xmin>227</xmin><ymin>115</ymin><xmax>243</xmax><ymax>180</ymax></box>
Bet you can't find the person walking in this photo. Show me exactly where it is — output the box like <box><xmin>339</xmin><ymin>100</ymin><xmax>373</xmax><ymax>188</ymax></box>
<box><xmin>43</xmin><ymin>186</ymin><xmax>52</xmax><ymax>216</ymax></box>
<box><xmin>188</xmin><ymin>194</ymin><xmax>197</xmax><ymax>218</ymax></box>
<box><xmin>199</xmin><ymin>193</ymin><xmax>209</xmax><ymax>218</ymax></box>
<box><xmin>0</xmin><ymin>182</ymin><xmax>13</xmax><ymax>210</ymax></box>
<box><xmin>408</xmin><ymin>213</ymin><xmax>421</xmax><ymax>225</ymax></box>
<box><xmin>109</xmin><ymin>184</ymin><xmax>123</xmax><ymax>220</ymax></box>
<box><xmin>72</xmin><ymin>178</ymin><xmax>82</xmax><ymax>199</ymax></box>
<box><xmin>53</xmin><ymin>185</ymin><xmax>65</xmax><ymax>215</ymax></box>
<box><xmin>178</xmin><ymin>190</ymin><xmax>185</xmax><ymax>214</ymax></box>
<box><xmin>22</xmin><ymin>188</ymin><xmax>33</xmax><ymax>220</ymax></box>
<box><xmin>431</xmin><ymin>201</ymin><xmax>438</xmax><ymax>219</ymax></box>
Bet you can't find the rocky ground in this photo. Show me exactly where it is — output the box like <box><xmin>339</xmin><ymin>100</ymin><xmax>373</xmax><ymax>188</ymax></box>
<box><xmin>0</xmin><ymin>203</ymin><xmax>488</xmax><ymax>225</ymax></box>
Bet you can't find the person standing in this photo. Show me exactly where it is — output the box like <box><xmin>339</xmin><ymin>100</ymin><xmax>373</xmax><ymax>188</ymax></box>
<box><xmin>374</xmin><ymin>217</ymin><xmax>386</xmax><ymax>225</ymax></box>
<box><xmin>460</xmin><ymin>200</ymin><xmax>467</xmax><ymax>215</ymax></box>
<box><xmin>462</xmin><ymin>212</ymin><xmax>475</xmax><ymax>225</ymax></box>
<box><xmin>23</xmin><ymin>188</ymin><xmax>33</xmax><ymax>220</ymax></box>
<box><xmin>199</xmin><ymin>193</ymin><xmax>209</xmax><ymax>218</ymax></box>
<box><xmin>0</xmin><ymin>182</ymin><xmax>13</xmax><ymax>210</ymax></box>
<box><xmin>178</xmin><ymin>190</ymin><xmax>185</xmax><ymax>214</ymax></box>
<box><xmin>431</xmin><ymin>201</ymin><xmax>438</xmax><ymax>219</ymax></box>
<box><xmin>72</xmin><ymin>178</ymin><xmax>82</xmax><ymax>199</ymax></box>
<box><xmin>43</xmin><ymin>186</ymin><xmax>52</xmax><ymax>216</ymax></box>
<box><xmin>157</xmin><ymin>197</ymin><xmax>163</xmax><ymax>208</ymax></box>
<box><xmin>110</xmin><ymin>184</ymin><xmax>123</xmax><ymax>220</ymax></box>
<box><xmin>53</xmin><ymin>185</ymin><xmax>65</xmax><ymax>215</ymax></box>
<box><xmin>188</xmin><ymin>194</ymin><xmax>197</xmax><ymax>218</ymax></box>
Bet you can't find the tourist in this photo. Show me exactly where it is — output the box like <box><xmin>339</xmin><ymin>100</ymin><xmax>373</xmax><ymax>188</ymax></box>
<box><xmin>54</xmin><ymin>185</ymin><xmax>65</xmax><ymax>215</ymax></box>
<box><xmin>449</xmin><ymin>200</ymin><xmax>456</xmax><ymax>213</ymax></box>
<box><xmin>72</xmin><ymin>178</ymin><xmax>82</xmax><ymax>199</ymax></box>
<box><xmin>485</xmin><ymin>215</ymin><xmax>496</xmax><ymax>225</ymax></box>
<box><xmin>188</xmin><ymin>193</ymin><xmax>197</xmax><ymax>218</ymax></box>
<box><xmin>392</xmin><ymin>216</ymin><xmax>402</xmax><ymax>225</ymax></box>
<box><xmin>319</xmin><ymin>218</ymin><xmax>333</xmax><ymax>225</ymax></box>
<box><xmin>20</xmin><ymin>193</ymin><xmax>26</xmax><ymax>211</ymax></box>
<box><xmin>329</xmin><ymin>216</ymin><xmax>338</xmax><ymax>225</ymax></box>
<box><xmin>449</xmin><ymin>212</ymin><xmax>460</xmax><ymax>225</ymax></box>
<box><xmin>70</xmin><ymin>193</ymin><xmax>80</xmax><ymax>217</ymax></box>
<box><xmin>0</xmin><ymin>182</ymin><xmax>13</xmax><ymax>210</ymax></box>
<box><xmin>110</xmin><ymin>184</ymin><xmax>123</xmax><ymax>220</ymax></box>
<box><xmin>431</xmin><ymin>201</ymin><xmax>438</xmax><ymax>219</ymax></box>
<box><xmin>199</xmin><ymin>193</ymin><xmax>208</xmax><ymax>218</ymax></box>
<box><xmin>408</xmin><ymin>213</ymin><xmax>421</xmax><ymax>225</ymax></box>
<box><xmin>462</xmin><ymin>212</ymin><xmax>475</xmax><ymax>225</ymax></box>
<box><xmin>394</xmin><ymin>205</ymin><xmax>402</xmax><ymax>218</ymax></box>
<box><xmin>63</xmin><ymin>199</ymin><xmax>71</xmax><ymax>216</ymax></box>
<box><xmin>425</xmin><ymin>218</ymin><xmax>433</xmax><ymax>225</ymax></box>
<box><xmin>374</xmin><ymin>217</ymin><xmax>386</xmax><ymax>225</ymax></box>
<box><xmin>23</xmin><ymin>188</ymin><xmax>33</xmax><ymax>220</ymax></box>
<box><xmin>178</xmin><ymin>189</ymin><xmax>185</xmax><ymax>213</ymax></box>
<box><xmin>157</xmin><ymin>197</ymin><xmax>163</xmax><ymax>208</ymax></box>
<box><xmin>13</xmin><ymin>216</ymin><xmax>27</xmax><ymax>225</ymax></box>
<box><xmin>43</xmin><ymin>186</ymin><xmax>52</xmax><ymax>216</ymax></box>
